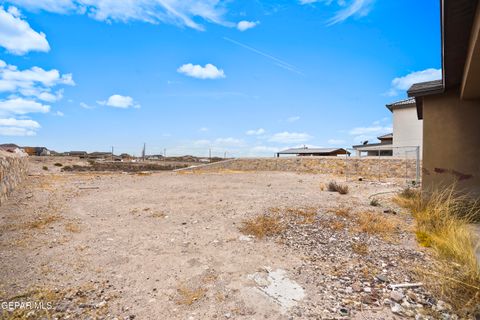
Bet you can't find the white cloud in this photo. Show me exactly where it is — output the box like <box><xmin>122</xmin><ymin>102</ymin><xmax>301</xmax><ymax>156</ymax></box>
<box><xmin>0</xmin><ymin>6</ymin><xmax>50</xmax><ymax>55</ymax></box>
<box><xmin>286</xmin><ymin>116</ymin><xmax>300</xmax><ymax>122</ymax></box>
<box><xmin>214</xmin><ymin>137</ymin><xmax>245</xmax><ymax>147</ymax></box>
<box><xmin>0</xmin><ymin>126</ymin><xmax>36</xmax><ymax>136</ymax></box>
<box><xmin>53</xmin><ymin>110</ymin><xmax>64</xmax><ymax>116</ymax></box>
<box><xmin>0</xmin><ymin>117</ymin><xmax>40</xmax><ymax>128</ymax></box>
<box><xmin>199</xmin><ymin>127</ymin><xmax>209</xmax><ymax>132</ymax></box>
<box><xmin>177</xmin><ymin>63</ymin><xmax>225</xmax><ymax>79</ymax></box>
<box><xmin>349</xmin><ymin>125</ymin><xmax>392</xmax><ymax>136</ymax></box>
<box><xmin>250</xmin><ymin>145</ymin><xmax>279</xmax><ymax>153</ymax></box>
<box><xmin>0</xmin><ymin>61</ymin><xmax>74</xmax><ymax>102</ymax></box>
<box><xmin>0</xmin><ymin>97</ymin><xmax>50</xmax><ymax>115</ymax></box>
<box><xmin>7</xmin><ymin>0</ymin><xmax>229</xmax><ymax>31</ymax></box>
<box><xmin>237</xmin><ymin>20</ymin><xmax>259</xmax><ymax>31</ymax></box>
<box><xmin>98</xmin><ymin>94</ymin><xmax>140</xmax><ymax>109</ymax></box>
<box><xmin>246</xmin><ymin>128</ymin><xmax>265</xmax><ymax>136</ymax></box>
<box><xmin>387</xmin><ymin>68</ymin><xmax>441</xmax><ymax>96</ymax></box>
<box><xmin>299</xmin><ymin>0</ymin><xmax>374</xmax><ymax>25</ymax></box>
<box><xmin>269</xmin><ymin>132</ymin><xmax>312</xmax><ymax>144</ymax></box>
<box><xmin>80</xmin><ymin>102</ymin><xmax>95</xmax><ymax>109</ymax></box>
<box><xmin>327</xmin><ymin>139</ymin><xmax>346</xmax><ymax>145</ymax></box>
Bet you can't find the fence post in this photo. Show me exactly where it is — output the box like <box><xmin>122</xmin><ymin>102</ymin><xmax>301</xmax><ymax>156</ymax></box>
<box><xmin>415</xmin><ymin>146</ymin><xmax>420</xmax><ymax>185</ymax></box>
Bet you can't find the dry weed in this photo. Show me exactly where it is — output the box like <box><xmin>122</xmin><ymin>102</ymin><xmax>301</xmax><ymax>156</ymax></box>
<box><xmin>355</xmin><ymin>211</ymin><xmax>396</xmax><ymax>236</ymax></box>
<box><xmin>330</xmin><ymin>220</ymin><xmax>346</xmax><ymax>231</ymax></box>
<box><xmin>285</xmin><ymin>207</ymin><xmax>317</xmax><ymax>224</ymax></box>
<box><xmin>351</xmin><ymin>242</ymin><xmax>369</xmax><ymax>255</ymax></box>
<box><xmin>396</xmin><ymin>186</ymin><xmax>480</xmax><ymax>313</ymax></box>
<box><xmin>64</xmin><ymin>222</ymin><xmax>81</xmax><ymax>233</ymax></box>
<box><xmin>330</xmin><ymin>207</ymin><xmax>351</xmax><ymax>218</ymax></box>
<box><xmin>239</xmin><ymin>215</ymin><xmax>284</xmax><ymax>239</ymax></box>
<box><xmin>328</xmin><ymin>181</ymin><xmax>349</xmax><ymax>195</ymax></box>
<box><xmin>176</xmin><ymin>286</ymin><xmax>207</xmax><ymax>306</ymax></box>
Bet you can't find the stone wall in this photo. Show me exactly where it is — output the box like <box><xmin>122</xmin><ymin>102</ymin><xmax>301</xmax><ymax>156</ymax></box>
<box><xmin>182</xmin><ymin>157</ymin><xmax>420</xmax><ymax>180</ymax></box>
<box><xmin>0</xmin><ymin>150</ymin><xmax>28</xmax><ymax>204</ymax></box>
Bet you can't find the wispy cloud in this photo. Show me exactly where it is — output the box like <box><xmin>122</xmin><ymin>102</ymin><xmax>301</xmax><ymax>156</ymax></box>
<box><xmin>286</xmin><ymin>116</ymin><xmax>300</xmax><ymax>122</ymax></box>
<box><xmin>269</xmin><ymin>131</ymin><xmax>312</xmax><ymax>144</ymax></box>
<box><xmin>386</xmin><ymin>68</ymin><xmax>441</xmax><ymax>96</ymax></box>
<box><xmin>246</xmin><ymin>128</ymin><xmax>265</xmax><ymax>135</ymax></box>
<box><xmin>348</xmin><ymin>121</ymin><xmax>391</xmax><ymax>143</ymax></box>
<box><xmin>327</xmin><ymin>138</ymin><xmax>345</xmax><ymax>145</ymax></box>
<box><xmin>299</xmin><ymin>0</ymin><xmax>375</xmax><ymax>25</ymax></box>
<box><xmin>223</xmin><ymin>37</ymin><xmax>304</xmax><ymax>75</ymax></box>
<box><xmin>6</xmin><ymin>0</ymin><xmax>230</xmax><ymax>31</ymax></box>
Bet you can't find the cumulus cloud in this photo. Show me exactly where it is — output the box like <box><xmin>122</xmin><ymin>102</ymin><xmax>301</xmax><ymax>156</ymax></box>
<box><xmin>177</xmin><ymin>63</ymin><xmax>225</xmax><ymax>79</ymax></box>
<box><xmin>0</xmin><ymin>126</ymin><xmax>36</xmax><ymax>136</ymax></box>
<box><xmin>236</xmin><ymin>20</ymin><xmax>259</xmax><ymax>31</ymax></box>
<box><xmin>0</xmin><ymin>60</ymin><xmax>74</xmax><ymax>102</ymax></box>
<box><xmin>246</xmin><ymin>128</ymin><xmax>265</xmax><ymax>136</ymax></box>
<box><xmin>0</xmin><ymin>117</ymin><xmax>40</xmax><ymax>128</ymax></box>
<box><xmin>269</xmin><ymin>132</ymin><xmax>312</xmax><ymax>144</ymax></box>
<box><xmin>386</xmin><ymin>68</ymin><xmax>441</xmax><ymax>96</ymax></box>
<box><xmin>299</xmin><ymin>0</ymin><xmax>374</xmax><ymax>25</ymax></box>
<box><xmin>98</xmin><ymin>94</ymin><xmax>140</xmax><ymax>109</ymax></box>
<box><xmin>0</xmin><ymin>97</ymin><xmax>50</xmax><ymax>115</ymax></box>
<box><xmin>0</xmin><ymin>6</ymin><xmax>50</xmax><ymax>55</ymax></box>
<box><xmin>6</xmin><ymin>0</ymin><xmax>229</xmax><ymax>31</ymax></box>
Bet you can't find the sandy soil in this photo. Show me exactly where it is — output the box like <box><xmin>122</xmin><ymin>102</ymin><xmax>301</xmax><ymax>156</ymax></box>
<box><xmin>0</xmin><ymin>158</ymin><xmax>445</xmax><ymax>320</ymax></box>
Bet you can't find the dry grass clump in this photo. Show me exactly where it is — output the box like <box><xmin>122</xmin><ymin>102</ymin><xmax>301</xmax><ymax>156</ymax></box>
<box><xmin>328</xmin><ymin>181</ymin><xmax>349</xmax><ymax>195</ymax></box>
<box><xmin>351</xmin><ymin>242</ymin><xmax>369</xmax><ymax>255</ymax></box>
<box><xmin>176</xmin><ymin>286</ymin><xmax>206</xmax><ymax>306</ymax></box>
<box><xmin>330</xmin><ymin>220</ymin><xmax>346</xmax><ymax>231</ymax></box>
<box><xmin>23</xmin><ymin>214</ymin><xmax>61</xmax><ymax>230</ymax></box>
<box><xmin>356</xmin><ymin>211</ymin><xmax>396</xmax><ymax>236</ymax></box>
<box><xmin>396</xmin><ymin>187</ymin><xmax>480</xmax><ymax>313</ymax></box>
<box><xmin>285</xmin><ymin>207</ymin><xmax>317</xmax><ymax>224</ymax></box>
<box><xmin>64</xmin><ymin>222</ymin><xmax>81</xmax><ymax>233</ymax></box>
<box><xmin>330</xmin><ymin>207</ymin><xmax>351</xmax><ymax>218</ymax></box>
<box><xmin>239</xmin><ymin>215</ymin><xmax>284</xmax><ymax>239</ymax></box>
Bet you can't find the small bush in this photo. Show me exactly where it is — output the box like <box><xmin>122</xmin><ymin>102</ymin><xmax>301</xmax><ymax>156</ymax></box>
<box><xmin>370</xmin><ymin>198</ymin><xmax>380</xmax><ymax>207</ymax></box>
<box><xmin>330</xmin><ymin>207</ymin><xmax>351</xmax><ymax>218</ymax></box>
<box><xmin>42</xmin><ymin>166</ymin><xmax>48</xmax><ymax>171</ymax></box>
<box><xmin>328</xmin><ymin>181</ymin><xmax>349</xmax><ymax>195</ymax></box>
<box><xmin>54</xmin><ymin>163</ymin><xmax>63</xmax><ymax>167</ymax></box>
<box><xmin>176</xmin><ymin>286</ymin><xmax>206</xmax><ymax>305</ymax></box>
<box><xmin>239</xmin><ymin>215</ymin><xmax>284</xmax><ymax>239</ymax></box>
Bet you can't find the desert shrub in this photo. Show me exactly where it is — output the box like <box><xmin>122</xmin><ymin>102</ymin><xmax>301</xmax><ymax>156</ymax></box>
<box><xmin>54</xmin><ymin>163</ymin><xmax>63</xmax><ymax>167</ymax></box>
<box><xmin>42</xmin><ymin>166</ymin><xmax>48</xmax><ymax>171</ymax></box>
<box><xmin>328</xmin><ymin>181</ymin><xmax>349</xmax><ymax>195</ymax></box>
<box><xmin>370</xmin><ymin>198</ymin><xmax>380</xmax><ymax>207</ymax></box>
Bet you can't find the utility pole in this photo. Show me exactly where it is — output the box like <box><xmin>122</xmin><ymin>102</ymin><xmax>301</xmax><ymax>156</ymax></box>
<box><xmin>111</xmin><ymin>146</ymin><xmax>114</xmax><ymax>162</ymax></box>
<box><xmin>142</xmin><ymin>143</ymin><xmax>146</xmax><ymax>161</ymax></box>
<box><xmin>209</xmin><ymin>148</ymin><xmax>212</xmax><ymax>161</ymax></box>
<box><xmin>163</xmin><ymin>148</ymin><xmax>166</xmax><ymax>162</ymax></box>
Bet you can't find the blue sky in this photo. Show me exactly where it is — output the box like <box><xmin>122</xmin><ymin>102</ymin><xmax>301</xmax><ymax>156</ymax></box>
<box><xmin>0</xmin><ymin>0</ymin><xmax>441</xmax><ymax>156</ymax></box>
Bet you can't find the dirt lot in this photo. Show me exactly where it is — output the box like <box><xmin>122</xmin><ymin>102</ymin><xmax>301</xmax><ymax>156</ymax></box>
<box><xmin>0</xmin><ymin>158</ymin><xmax>458</xmax><ymax>319</ymax></box>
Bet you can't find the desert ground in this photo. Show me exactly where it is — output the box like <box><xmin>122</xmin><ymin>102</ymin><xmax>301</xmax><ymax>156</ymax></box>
<box><xmin>0</xmin><ymin>157</ymin><xmax>458</xmax><ymax>320</ymax></box>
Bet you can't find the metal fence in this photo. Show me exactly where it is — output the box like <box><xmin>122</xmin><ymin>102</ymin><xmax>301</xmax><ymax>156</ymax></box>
<box><xmin>344</xmin><ymin>146</ymin><xmax>420</xmax><ymax>185</ymax></box>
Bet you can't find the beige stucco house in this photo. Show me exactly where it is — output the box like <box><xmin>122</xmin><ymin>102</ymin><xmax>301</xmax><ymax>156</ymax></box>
<box><xmin>353</xmin><ymin>98</ymin><xmax>423</xmax><ymax>158</ymax></box>
<box><xmin>408</xmin><ymin>0</ymin><xmax>480</xmax><ymax>197</ymax></box>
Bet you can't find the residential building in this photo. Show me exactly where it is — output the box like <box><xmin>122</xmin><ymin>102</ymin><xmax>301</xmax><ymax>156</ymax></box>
<box><xmin>408</xmin><ymin>0</ymin><xmax>480</xmax><ymax>197</ymax></box>
<box><xmin>353</xmin><ymin>98</ymin><xmax>422</xmax><ymax>158</ymax></box>
<box><xmin>276</xmin><ymin>147</ymin><xmax>350</xmax><ymax>157</ymax></box>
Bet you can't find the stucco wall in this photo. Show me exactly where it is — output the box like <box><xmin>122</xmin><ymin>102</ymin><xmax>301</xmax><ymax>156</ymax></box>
<box><xmin>182</xmin><ymin>157</ymin><xmax>419</xmax><ymax>180</ymax></box>
<box><xmin>422</xmin><ymin>90</ymin><xmax>480</xmax><ymax>197</ymax></box>
<box><xmin>392</xmin><ymin>106</ymin><xmax>423</xmax><ymax>158</ymax></box>
<box><xmin>0</xmin><ymin>150</ymin><xmax>28</xmax><ymax>204</ymax></box>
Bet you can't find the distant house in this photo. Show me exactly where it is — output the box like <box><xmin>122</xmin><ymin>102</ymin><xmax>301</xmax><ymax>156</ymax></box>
<box><xmin>67</xmin><ymin>151</ymin><xmax>88</xmax><ymax>158</ymax></box>
<box><xmin>276</xmin><ymin>147</ymin><xmax>350</xmax><ymax>157</ymax></box>
<box><xmin>352</xmin><ymin>98</ymin><xmax>422</xmax><ymax>157</ymax></box>
<box><xmin>23</xmin><ymin>147</ymin><xmax>50</xmax><ymax>156</ymax></box>
<box><xmin>408</xmin><ymin>0</ymin><xmax>480</xmax><ymax>196</ymax></box>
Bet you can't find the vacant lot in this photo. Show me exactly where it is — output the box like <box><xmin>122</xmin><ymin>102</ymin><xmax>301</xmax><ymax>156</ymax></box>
<box><xmin>0</xmin><ymin>159</ymin><xmax>459</xmax><ymax>319</ymax></box>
